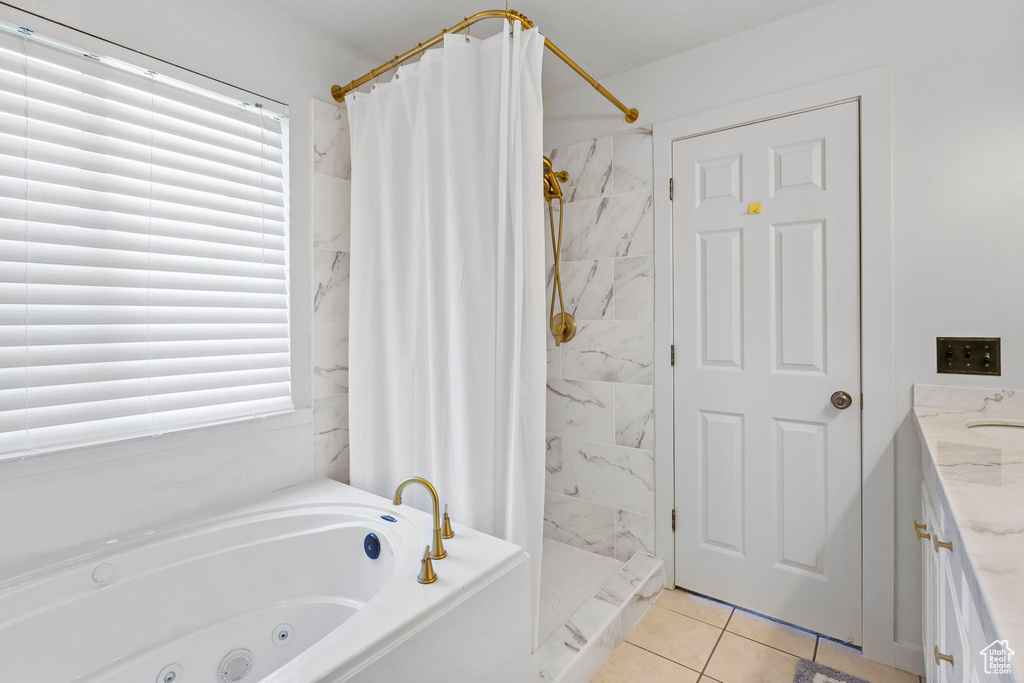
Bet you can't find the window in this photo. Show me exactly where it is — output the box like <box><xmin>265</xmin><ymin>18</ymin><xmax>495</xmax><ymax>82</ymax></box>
<box><xmin>0</xmin><ymin>20</ymin><xmax>291</xmax><ymax>457</ymax></box>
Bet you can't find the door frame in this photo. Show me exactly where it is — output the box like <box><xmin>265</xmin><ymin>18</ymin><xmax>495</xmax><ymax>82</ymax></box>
<box><xmin>652</xmin><ymin>67</ymin><xmax>897</xmax><ymax>667</ymax></box>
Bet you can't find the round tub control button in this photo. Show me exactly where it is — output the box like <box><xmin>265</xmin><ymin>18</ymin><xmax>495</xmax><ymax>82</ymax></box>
<box><xmin>364</xmin><ymin>532</ymin><xmax>381</xmax><ymax>560</ymax></box>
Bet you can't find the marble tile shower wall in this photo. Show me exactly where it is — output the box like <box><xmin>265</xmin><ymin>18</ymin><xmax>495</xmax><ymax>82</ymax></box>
<box><xmin>311</xmin><ymin>99</ymin><xmax>351</xmax><ymax>484</ymax></box>
<box><xmin>544</xmin><ymin>128</ymin><xmax>656</xmax><ymax>562</ymax></box>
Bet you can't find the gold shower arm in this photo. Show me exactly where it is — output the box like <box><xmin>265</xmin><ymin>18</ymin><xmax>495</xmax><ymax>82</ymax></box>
<box><xmin>331</xmin><ymin>9</ymin><xmax>639</xmax><ymax>124</ymax></box>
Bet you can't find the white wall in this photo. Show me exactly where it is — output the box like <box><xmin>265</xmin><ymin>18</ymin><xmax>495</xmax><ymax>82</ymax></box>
<box><xmin>0</xmin><ymin>0</ymin><xmax>373</xmax><ymax>577</ymax></box>
<box><xmin>544</xmin><ymin>0</ymin><xmax>1024</xmax><ymax>650</ymax></box>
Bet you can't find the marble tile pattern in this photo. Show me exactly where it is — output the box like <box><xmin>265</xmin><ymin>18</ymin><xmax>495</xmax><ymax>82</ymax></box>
<box><xmin>543</xmin><ymin>132</ymin><xmax>656</xmax><ymax>556</ymax></box>
<box><xmin>313</xmin><ymin>319</ymin><xmax>348</xmax><ymax>398</ymax></box>
<box><xmin>312</xmin><ymin>173</ymin><xmax>351</xmax><ymax>251</ymax></box>
<box><xmin>612</xmin><ymin>256</ymin><xmax>653</xmax><ymax>320</ymax></box>
<box><xmin>561</xmin><ymin>191</ymin><xmax>654</xmax><ymax>262</ymax></box>
<box><xmin>545</xmin><ymin>435</ymin><xmax>563</xmax><ymax>494</ymax></box>
<box><xmin>547</xmin><ymin>333</ymin><xmax>561</xmax><ymax>378</ymax></box>
<box><xmin>548</xmin><ymin>136</ymin><xmax>612</xmax><ymax>203</ymax></box>
<box><xmin>613</xmin><ymin>510</ymin><xmax>655</xmax><ymax>562</ymax></box>
<box><xmin>543</xmin><ymin>491</ymin><xmax>615</xmax><ymax>558</ymax></box>
<box><xmin>611</xmin><ymin>128</ymin><xmax>653</xmax><ymax>194</ymax></box>
<box><xmin>311</xmin><ymin>98</ymin><xmax>352</xmax><ymax>482</ymax></box>
<box><xmin>614</xmin><ymin>383</ymin><xmax>654</xmax><ymax>449</ymax></box>
<box><xmin>561</xmin><ymin>320</ymin><xmax>654</xmax><ymax>385</ymax></box>
<box><xmin>562</xmin><ymin>438</ymin><xmax>654</xmax><ymax>515</ymax></box>
<box><xmin>549</xmin><ymin>259</ymin><xmax>614</xmax><ymax>320</ymax></box>
<box><xmin>313</xmin><ymin>250</ymin><xmax>350</xmax><ymax>325</ymax></box>
<box><xmin>534</xmin><ymin>545</ymin><xmax>665</xmax><ymax>683</ymax></box>
<box><xmin>914</xmin><ymin>385</ymin><xmax>1024</xmax><ymax>678</ymax></box>
<box><xmin>546</xmin><ymin>379</ymin><xmax>615</xmax><ymax>444</ymax></box>
<box><xmin>914</xmin><ymin>383</ymin><xmax>1024</xmax><ymax>413</ymax></box>
<box><xmin>312</xmin><ymin>98</ymin><xmax>351</xmax><ymax>180</ymax></box>
<box><xmin>543</xmin><ymin>494</ymin><xmax>656</xmax><ymax>563</ymax></box>
<box><xmin>313</xmin><ymin>394</ymin><xmax>349</xmax><ymax>474</ymax></box>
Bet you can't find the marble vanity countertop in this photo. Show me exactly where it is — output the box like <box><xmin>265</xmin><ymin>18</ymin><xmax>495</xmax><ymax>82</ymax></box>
<box><xmin>913</xmin><ymin>384</ymin><xmax>1024</xmax><ymax>677</ymax></box>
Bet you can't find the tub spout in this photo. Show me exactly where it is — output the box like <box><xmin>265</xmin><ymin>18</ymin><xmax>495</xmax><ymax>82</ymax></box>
<box><xmin>392</xmin><ymin>477</ymin><xmax>447</xmax><ymax>560</ymax></box>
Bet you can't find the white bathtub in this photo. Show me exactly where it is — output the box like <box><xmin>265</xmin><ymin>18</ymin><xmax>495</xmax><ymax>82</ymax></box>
<box><xmin>0</xmin><ymin>480</ymin><xmax>532</xmax><ymax>682</ymax></box>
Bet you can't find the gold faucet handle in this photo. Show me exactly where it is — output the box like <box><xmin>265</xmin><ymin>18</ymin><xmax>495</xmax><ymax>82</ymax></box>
<box><xmin>442</xmin><ymin>504</ymin><xmax>454</xmax><ymax>539</ymax></box>
<box><xmin>418</xmin><ymin>545</ymin><xmax>437</xmax><ymax>584</ymax></box>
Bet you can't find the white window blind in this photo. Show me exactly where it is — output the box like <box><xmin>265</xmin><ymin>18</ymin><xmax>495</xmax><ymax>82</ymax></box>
<box><xmin>0</xmin><ymin>20</ymin><xmax>292</xmax><ymax>457</ymax></box>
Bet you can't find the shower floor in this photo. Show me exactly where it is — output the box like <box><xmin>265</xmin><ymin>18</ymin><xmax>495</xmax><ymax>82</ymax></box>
<box><xmin>538</xmin><ymin>539</ymin><xmax>623</xmax><ymax>643</ymax></box>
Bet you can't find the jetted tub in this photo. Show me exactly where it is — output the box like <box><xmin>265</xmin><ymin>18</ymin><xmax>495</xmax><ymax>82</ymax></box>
<box><xmin>0</xmin><ymin>480</ymin><xmax>531</xmax><ymax>682</ymax></box>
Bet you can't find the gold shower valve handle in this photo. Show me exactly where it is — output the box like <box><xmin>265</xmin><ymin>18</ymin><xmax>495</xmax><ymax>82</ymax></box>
<box><xmin>550</xmin><ymin>312</ymin><xmax>576</xmax><ymax>344</ymax></box>
<box><xmin>934</xmin><ymin>646</ymin><xmax>954</xmax><ymax>667</ymax></box>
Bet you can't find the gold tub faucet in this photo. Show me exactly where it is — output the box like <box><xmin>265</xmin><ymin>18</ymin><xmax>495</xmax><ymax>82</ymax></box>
<box><xmin>392</xmin><ymin>476</ymin><xmax>447</xmax><ymax>560</ymax></box>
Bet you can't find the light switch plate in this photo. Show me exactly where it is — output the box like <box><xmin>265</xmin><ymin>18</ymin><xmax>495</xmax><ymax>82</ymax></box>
<box><xmin>936</xmin><ymin>337</ymin><xmax>1001</xmax><ymax>376</ymax></box>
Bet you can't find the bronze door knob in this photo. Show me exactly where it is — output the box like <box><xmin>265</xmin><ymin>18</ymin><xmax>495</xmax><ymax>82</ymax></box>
<box><xmin>831</xmin><ymin>391</ymin><xmax>853</xmax><ymax>409</ymax></box>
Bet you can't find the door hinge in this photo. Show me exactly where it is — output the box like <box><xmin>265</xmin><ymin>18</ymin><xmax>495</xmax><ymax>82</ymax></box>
<box><xmin>669</xmin><ymin>177</ymin><xmax>674</xmax><ymax>201</ymax></box>
<box><xmin>670</xmin><ymin>344</ymin><xmax>675</xmax><ymax>366</ymax></box>
<box><xmin>671</xmin><ymin>509</ymin><xmax>676</xmax><ymax>532</ymax></box>
<box><xmin>860</xmin><ymin>393</ymin><xmax>864</xmax><ymax>409</ymax></box>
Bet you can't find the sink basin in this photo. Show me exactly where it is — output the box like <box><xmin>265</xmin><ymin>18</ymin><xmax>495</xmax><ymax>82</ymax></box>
<box><xmin>966</xmin><ymin>421</ymin><xmax>1024</xmax><ymax>444</ymax></box>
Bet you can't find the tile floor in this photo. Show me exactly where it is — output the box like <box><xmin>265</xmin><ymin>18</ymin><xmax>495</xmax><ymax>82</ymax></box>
<box><xmin>539</xmin><ymin>539</ymin><xmax>623</xmax><ymax>643</ymax></box>
<box><xmin>593</xmin><ymin>589</ymin><xmax>922</xmax><ymax>683</ymax></box>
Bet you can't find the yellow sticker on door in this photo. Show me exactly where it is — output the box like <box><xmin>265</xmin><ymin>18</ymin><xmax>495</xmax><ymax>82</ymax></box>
<box><xmin>748</xmin><ymin>202</ymin><xmax>761</xmax><ymax>214</ymax></box>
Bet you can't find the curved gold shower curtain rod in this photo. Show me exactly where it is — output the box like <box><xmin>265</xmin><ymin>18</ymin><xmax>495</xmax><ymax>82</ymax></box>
<box><xmin>330</xmin><ymin>9</ymin><xmax>639</xmax><ymax>123</ymax></box>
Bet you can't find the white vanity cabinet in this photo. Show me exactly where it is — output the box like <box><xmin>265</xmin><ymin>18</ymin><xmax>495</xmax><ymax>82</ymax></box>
<box><xmin>914</xmin><ymin>387</ymin><xmax>1024</xmax><ymax>683</ymax></box>
<box><xmin>920</xmin><ymin>481</ymin><xmax>1012</xmax><ymax>683</ymax></box>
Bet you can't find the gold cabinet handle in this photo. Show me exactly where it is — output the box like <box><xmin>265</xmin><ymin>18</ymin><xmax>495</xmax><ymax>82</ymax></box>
<box><xmin>934</xmin><ymin>645</ymin><xmax>955</xmax><ymax>667</ymax></box>
<box><xmin>914</xmin><ymin>520</ymin><xmax>931</xmax><ymax>541</ymax></box>
<box><xmin>933</xmin><ymin>536</ymin><xmax>953</xmax><ymax>553</ymax></box>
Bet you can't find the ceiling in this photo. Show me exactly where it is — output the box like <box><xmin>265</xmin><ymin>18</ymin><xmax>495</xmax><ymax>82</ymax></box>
<box><xmin>266</xmin><ymin>0</ymin><xmax>839</xmax><ymax>95</ymax></box>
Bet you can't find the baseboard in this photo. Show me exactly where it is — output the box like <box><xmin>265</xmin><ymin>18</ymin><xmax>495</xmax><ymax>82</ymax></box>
<box><xmin>894</xmin><ymin>641</ymin><xmax>925</xmax><ymax>677</ymax></box>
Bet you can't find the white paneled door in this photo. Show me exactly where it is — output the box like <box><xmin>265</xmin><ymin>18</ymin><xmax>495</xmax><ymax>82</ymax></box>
<box><xmin>672</xmin><ymin>102</ymin><xmax>862</xmax><ymax>643</ymax></box>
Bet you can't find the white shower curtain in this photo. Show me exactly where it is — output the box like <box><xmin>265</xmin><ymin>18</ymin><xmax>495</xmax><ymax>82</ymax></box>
<box><xmin>347</xmin><ymin>20</ymin><xmax>546</xmax><ymax>643</ymax></box>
